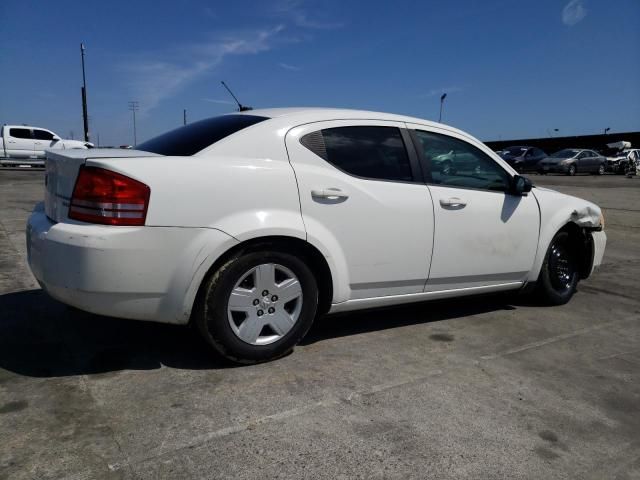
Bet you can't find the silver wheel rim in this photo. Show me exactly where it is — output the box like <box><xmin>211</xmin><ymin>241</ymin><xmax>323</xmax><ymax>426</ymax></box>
<box><xmin>227</xmin><ymin>263</ymin><xmax>303</xmax><ymax>346</ymax></box>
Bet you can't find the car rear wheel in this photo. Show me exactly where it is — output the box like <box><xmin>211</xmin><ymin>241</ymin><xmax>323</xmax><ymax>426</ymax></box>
<box><xmin>195</xmin><ymin>251</ymin><xmax>318</xmax><ymax>363</ymax></box>
<box><xmin>535</xmin><ymin>231</ymin><xmax>579</xmax><ymax>305</ymax></box>
<box><xmin>567</xmin><ymin>164</ymin><xmax>576</xmax><ymax>176</ymax></box>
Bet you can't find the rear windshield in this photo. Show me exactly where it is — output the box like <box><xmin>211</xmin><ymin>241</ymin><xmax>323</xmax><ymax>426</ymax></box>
<box><xmin>136</xmin><ymin>114</ymin><xmax>268</xmax><ymax>156</ymax></box>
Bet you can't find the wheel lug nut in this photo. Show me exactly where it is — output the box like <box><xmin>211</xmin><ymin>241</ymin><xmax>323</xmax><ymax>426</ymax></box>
<box><xmin>253</xmin><ymin>299</ymin><xmax>259</xmax><ymax>306</ymax></box>
<box><xmin>271</xmin><ymin>295</ymin><xmax>278</xmax><ymax>301</ymax></box>
<box><xmin>268</xmin><ymin>307</ymin><xmax>275</xmax><ymax>314</ymax></box>
<box><xmin>257</xmin><ymin>310</ymin><xmax>264</xmax><ymax>317</ymax></box>
<box><xmin>262</xmin><ymin>290</ymin><xmax>269</xmax><ymax>296</ymax></box>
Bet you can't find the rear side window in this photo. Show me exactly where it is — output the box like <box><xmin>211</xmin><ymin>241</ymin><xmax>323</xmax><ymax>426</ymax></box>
<box><xmin>137</xmin><ymin>114</ymin><xmax>268</xmax><ymax>156</ymax></box>
<box><xmin>33</xmin><ymin>129</ymin><xmax>54</xmax><ymax>140</ymax></box>
<box><xmin>301</xmin><ymin>126</ymin><xmax>412</xmax><ymax>182</ymax></box>
<box><xmin>10</xmin><ymin>128</ymin><xmax>31</xmax><ymax>139</ymax></box>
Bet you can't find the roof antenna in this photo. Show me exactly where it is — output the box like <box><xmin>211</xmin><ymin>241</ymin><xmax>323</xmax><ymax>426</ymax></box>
<box><xmin>221</xmin><ymin>81</ymin><xmax>252</xmax><ymax>111</ymax></box>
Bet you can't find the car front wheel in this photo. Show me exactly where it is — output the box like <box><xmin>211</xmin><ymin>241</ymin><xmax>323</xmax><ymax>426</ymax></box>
<box><xmin>196</xmin><ymin>250</ymin><xmax>318</xmax><ymax>363</ymax></box>
<box><xmin>535</xmin><ymin>231</ymin><xmax>579</xmax><ymax>305</ymax></box>
<box><xmin>597</xmin><ymin>164</ymin><xmax>605</xmax><ymax>175</ymax></box>
<box><xmin>567</xmin><ymin>164</ymin><xmax>577</xmax><ymax>176</ymax></box>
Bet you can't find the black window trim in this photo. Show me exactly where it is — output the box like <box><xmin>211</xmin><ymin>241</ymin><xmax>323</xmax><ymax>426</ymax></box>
<box><xmin>408</xmin><ymin>128</ymin><xmax>516</xmax><ymax>195</ymax></box>
<box><xmin>300</xmin><ymin>125</ymin><xmax>424</xmax><ymax>185</ymax></box>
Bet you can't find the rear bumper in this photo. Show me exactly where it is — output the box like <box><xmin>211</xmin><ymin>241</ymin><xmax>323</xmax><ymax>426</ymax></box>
<box><xmin>26</xmin><ymin>204</ymin><xmax>237</xmax><ymax>324</ymax></box>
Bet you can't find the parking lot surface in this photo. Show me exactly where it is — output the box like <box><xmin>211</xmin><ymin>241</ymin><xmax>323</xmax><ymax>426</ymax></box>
<box><xmin>1</xmin><ymin>169</ymin><xmax>639</xmax><ymax>479</ymax></box>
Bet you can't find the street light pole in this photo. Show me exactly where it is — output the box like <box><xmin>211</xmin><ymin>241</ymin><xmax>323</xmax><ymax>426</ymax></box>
<box><xmin>604</xmin><ymin>127</ymin><xmax>610</xmax><ymax>135</ymax></box>
<box><xmin>128</xmin><ymin>101</ymin><xmax>139</xmax><ymax>147</ymax></box>
<box><xmin>80</xmin><ymin>43</ymin><xmax>90</xmax><ymax>142</ymax></box>
<box><xmin>438</xmin><ymin>93</ymin><xmax>447</xmax><ymax>123</ymax></box>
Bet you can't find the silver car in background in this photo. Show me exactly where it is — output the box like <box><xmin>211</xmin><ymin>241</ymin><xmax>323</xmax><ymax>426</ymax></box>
<box><xmin>538</xmin><ymin>149</ymin><xmax>606</xmax><ymax>176</ymax></box>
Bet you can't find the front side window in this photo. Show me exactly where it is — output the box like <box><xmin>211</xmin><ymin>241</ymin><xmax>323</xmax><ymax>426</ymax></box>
<box><xmin>136</xmin><ymin>114</ymin><xmax>268</xmax><ymax>156</ymax></box>
<box><xmin>301</xmin><ymin>126</ymin><xmax>413</xmax><ymax>182</ymax></box>
<box><xmin>9</xmin><ymin>128</ymin><xmax>31</xmax><ymax>139</ymax></box>
<box><xmin>33</xmin><ymin>129</ymin><xmax>54</xmax><ymax>141</ymax></box>
<box><xmin>413</xmin><ymin>130</ymin><xmax>510</xmax><ymax>192</ymax></box>
<box><xmin>551</xmin><ymin>149</ymin><xmax>579</xmax><ymax>158</ymax></box>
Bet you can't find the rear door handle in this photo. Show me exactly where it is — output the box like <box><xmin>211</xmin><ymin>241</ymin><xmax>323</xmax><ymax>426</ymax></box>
<box><xmin>311</xmin><ymin>188</ymin><xmax>349</xmax><ymax>200</ymax></box>
<box><xmin>439</xmin><ymin>197</ymin><xmax>467</xmax><ymax>208</ymax></box>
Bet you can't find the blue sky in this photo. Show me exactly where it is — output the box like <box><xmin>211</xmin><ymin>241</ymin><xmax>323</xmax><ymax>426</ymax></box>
<box><xmin>1</xmin><ymin>0</ymin><xmax>638</xmax><ymax>146</ymax></box>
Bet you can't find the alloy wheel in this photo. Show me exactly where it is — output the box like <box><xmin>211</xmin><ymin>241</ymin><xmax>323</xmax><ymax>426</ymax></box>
<box><xmin>227</xmin><ymin>263</ymin><xmax>303</xmax><ymax>345</ymax></box>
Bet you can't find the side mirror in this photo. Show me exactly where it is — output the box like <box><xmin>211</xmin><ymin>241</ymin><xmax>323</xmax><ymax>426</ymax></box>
<box><xmin>511</xmin><ymin>175</ymin><xmax>533</xmax><ymax>196</ymax></box>
<box><xmin>52</xmin><ymin>135</ymin><xmax>61</xmax><ymax>141</ymax></box>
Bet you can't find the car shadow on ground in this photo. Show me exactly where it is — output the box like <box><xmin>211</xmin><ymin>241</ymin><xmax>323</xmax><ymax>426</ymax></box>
<box><xmin>0</xmin><ymin>288</ymin><xmax>527</xmax><ymax>378</ymax></box>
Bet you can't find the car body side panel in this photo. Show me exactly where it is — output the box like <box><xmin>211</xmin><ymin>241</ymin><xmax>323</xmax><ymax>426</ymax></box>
<box><xmin>528</xmin><ymin>187</ymin><xmax>603</xmax><ymax>282</ymax></box>
<box><xmin>84</xmin><ymin>155</ymin><xmax>306</xmax><ymax>239</ymax></box>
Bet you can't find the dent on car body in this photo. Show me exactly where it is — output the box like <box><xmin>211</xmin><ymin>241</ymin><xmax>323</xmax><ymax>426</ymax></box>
<box><xmin>570</xmin><ymin>205</ymin><xmax>601</xmax><ymax>228</ymax></box>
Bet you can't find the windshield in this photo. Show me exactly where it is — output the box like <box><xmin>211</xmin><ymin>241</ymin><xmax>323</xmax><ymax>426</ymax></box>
<box><xmin>550</xmin><ymin>149</ymin><xmax>579</xmax><ymax>158</ymax></box>
<box><xmin>503</xmin><ymin>146</ymin><xmax>527</xmax><ymax>156</ymax></box>
<box><xmin>137</xmin><ymin>114</ymin><xmax>268</xmax><ymax>156</ymax></box>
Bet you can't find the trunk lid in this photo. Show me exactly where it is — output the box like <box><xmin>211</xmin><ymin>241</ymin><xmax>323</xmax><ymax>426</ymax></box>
<box><xmin>44</xmin><ymin>149</ymin><xmax>159</xmax><ymax>222</ymax></box>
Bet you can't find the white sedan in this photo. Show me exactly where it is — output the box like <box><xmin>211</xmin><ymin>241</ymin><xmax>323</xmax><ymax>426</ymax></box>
<box><xmin>26</xmin><ymin>108</ymin><xmax>606</xmax><ymax>363</ymax></box>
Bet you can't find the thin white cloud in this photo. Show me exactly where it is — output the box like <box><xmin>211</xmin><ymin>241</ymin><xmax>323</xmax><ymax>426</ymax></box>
<box><xmin>121</xmin><ymin>25</ymin><xmax>285</xmax><ymax>114</ymax></box>
<box><xmin>202</xmin><ymin>98</ymin><xmax>236</xmax><ymax>105</ymax></box>
<box><xmin>420</xmin><ymin>86</ymin><xmax>464</xmax><ymax>98</ymax></box>
<box><xmin>278</xmin><ymin>62</ymin><xmax>301</xmax><ymax>71</ymax></box>
<box><xmin>562</xmin><ymin>0</ymin><xmax>587</xmax><ymax>26</ymax></box>
<box><xmin>273</xmin><ymin>0</ymin><xmax>344</xmax><ymax>29</ymax></box>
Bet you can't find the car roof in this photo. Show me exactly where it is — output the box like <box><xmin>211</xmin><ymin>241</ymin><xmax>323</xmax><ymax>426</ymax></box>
<box><xmin>233</xmin><ymin>107</ymin><xmax>461</xmax><ymax>132</ymax></box>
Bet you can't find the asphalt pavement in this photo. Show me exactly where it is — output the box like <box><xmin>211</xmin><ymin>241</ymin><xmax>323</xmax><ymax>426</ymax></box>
<box><xmin>1</xmin><ymin>169</ymin><xmax>639</xmax><ymax>479</ymax></box>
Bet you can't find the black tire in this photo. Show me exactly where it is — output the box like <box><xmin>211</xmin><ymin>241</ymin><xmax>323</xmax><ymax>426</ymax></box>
<box><xmin>535</xmin><ymin>231</ymin><xmax>579</xmax><ymax>305</ymax></box>
<box><xmin>567</xmin><ymin>164</ymin><xmax>576</xmax><ymax>176</ymax></box>
<box><xmin>195</xmin><ymin>250</ymin><xmax>318</xmax><ymax>364</ymax></box>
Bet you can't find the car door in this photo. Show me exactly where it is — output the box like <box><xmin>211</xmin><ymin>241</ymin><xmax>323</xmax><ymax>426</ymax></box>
<box><xmin>285</xmin><ymin>121</ymin><xmax>434</xmax><ymax>302</ymax></box>
<box><xmin>6</xmin><ymin>128</ymin><xmax>35</xmax><ymax>158</ymax></box>
<box><xmin>577</xmin><ymin>151</ymin><xmax>592</xmax><ymax>171</ymax></box>
<box><xmin>590</xmin><ymin>151</ymin><xmax>603</xmax><ymax>172</ymax></box>
<box><xmin>32</xmin><ymin>129</ymin><xmax>56</xmax><ymax>158</ymax></box>
<box><xmin>529</xmin><ymin>148</ymin><xmax>546</xmax><ymax>170</ymax></box>
<box><xmin>408</xmin><ymin>125</ymin><xmax>539</xmax><ymax>291</ymax></box>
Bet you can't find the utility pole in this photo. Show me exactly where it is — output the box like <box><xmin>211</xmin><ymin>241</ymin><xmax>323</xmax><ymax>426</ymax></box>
<box><xmin>128</xmin><ymin>101</ymin><xmax>139</xmax><ymax>146</ymax></box>
<box><xmin>438</xmin><ymin>93</ymin><xmax>447</xmax><ymax>123</ymax></box>
<box><xmin>183</xmin><ymin>109</ymin><xmax>187</xmax><ymax>126</ymax></box>
<box><xmin>80</xmin><ymin>43</ymin><xmax>90</xmax><ymax>142</ymax></box>
<box><xmin>604</xmin><ymin>127</ymin><xmax>610</xmax><ymax>135</ymax></box>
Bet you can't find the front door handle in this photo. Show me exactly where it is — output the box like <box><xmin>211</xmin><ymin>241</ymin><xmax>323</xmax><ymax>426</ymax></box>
<box><xmin>311</xmin><ymin>188</ymin><xmax>349</xmax><ymax>200</ymax></box>
<box><xmin>439</xmin><ymin>197</ymin><xmax>467</xmax><ymax>208</ymax></box>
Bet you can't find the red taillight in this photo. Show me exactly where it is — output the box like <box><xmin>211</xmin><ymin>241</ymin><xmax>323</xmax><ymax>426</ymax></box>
<box><xmin>69</xmin><ymin>166</ymin><xmax>150</xmax><ymax>226</ymax></box>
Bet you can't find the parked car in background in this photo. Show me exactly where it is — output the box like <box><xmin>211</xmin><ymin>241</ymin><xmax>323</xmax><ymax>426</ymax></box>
<box><xmin>0</xmin><ymin>125</ymin><xmax>92</xmax><ymax>164</ymax></box>
<box><xmin>606</xmin><ymin>149</ymin><xmax>640</xmax><ymax>175</ymax></box>
<box><xmin>27</xmin><ymin>108</ymin><xmax>606</xmax><ymax>363</ymax></box>
<box><xmin>429</xmin><ymin>148</ymin><xmax>482</xmax><ymax>175</ymax></box>
<box><xmin>538</xmin><ymin>149</ymin><xmax>606</xmax><ymax>175</ymax></box>
<box><xmin>498</xmin><ymin>146</ymin><xmax>547</xmax><ymax>173</ymax></box>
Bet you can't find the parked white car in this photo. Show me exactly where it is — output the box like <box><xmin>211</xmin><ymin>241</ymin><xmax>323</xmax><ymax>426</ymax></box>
<box><xmin>26</xmin><ymin>108</ymin><xmax>606</xmax><ymax>362</ymax></box>
<box><xmin>0</xmin><ymin>125</ymin><xmax>92</xmax><ymax>163</ymax></box>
